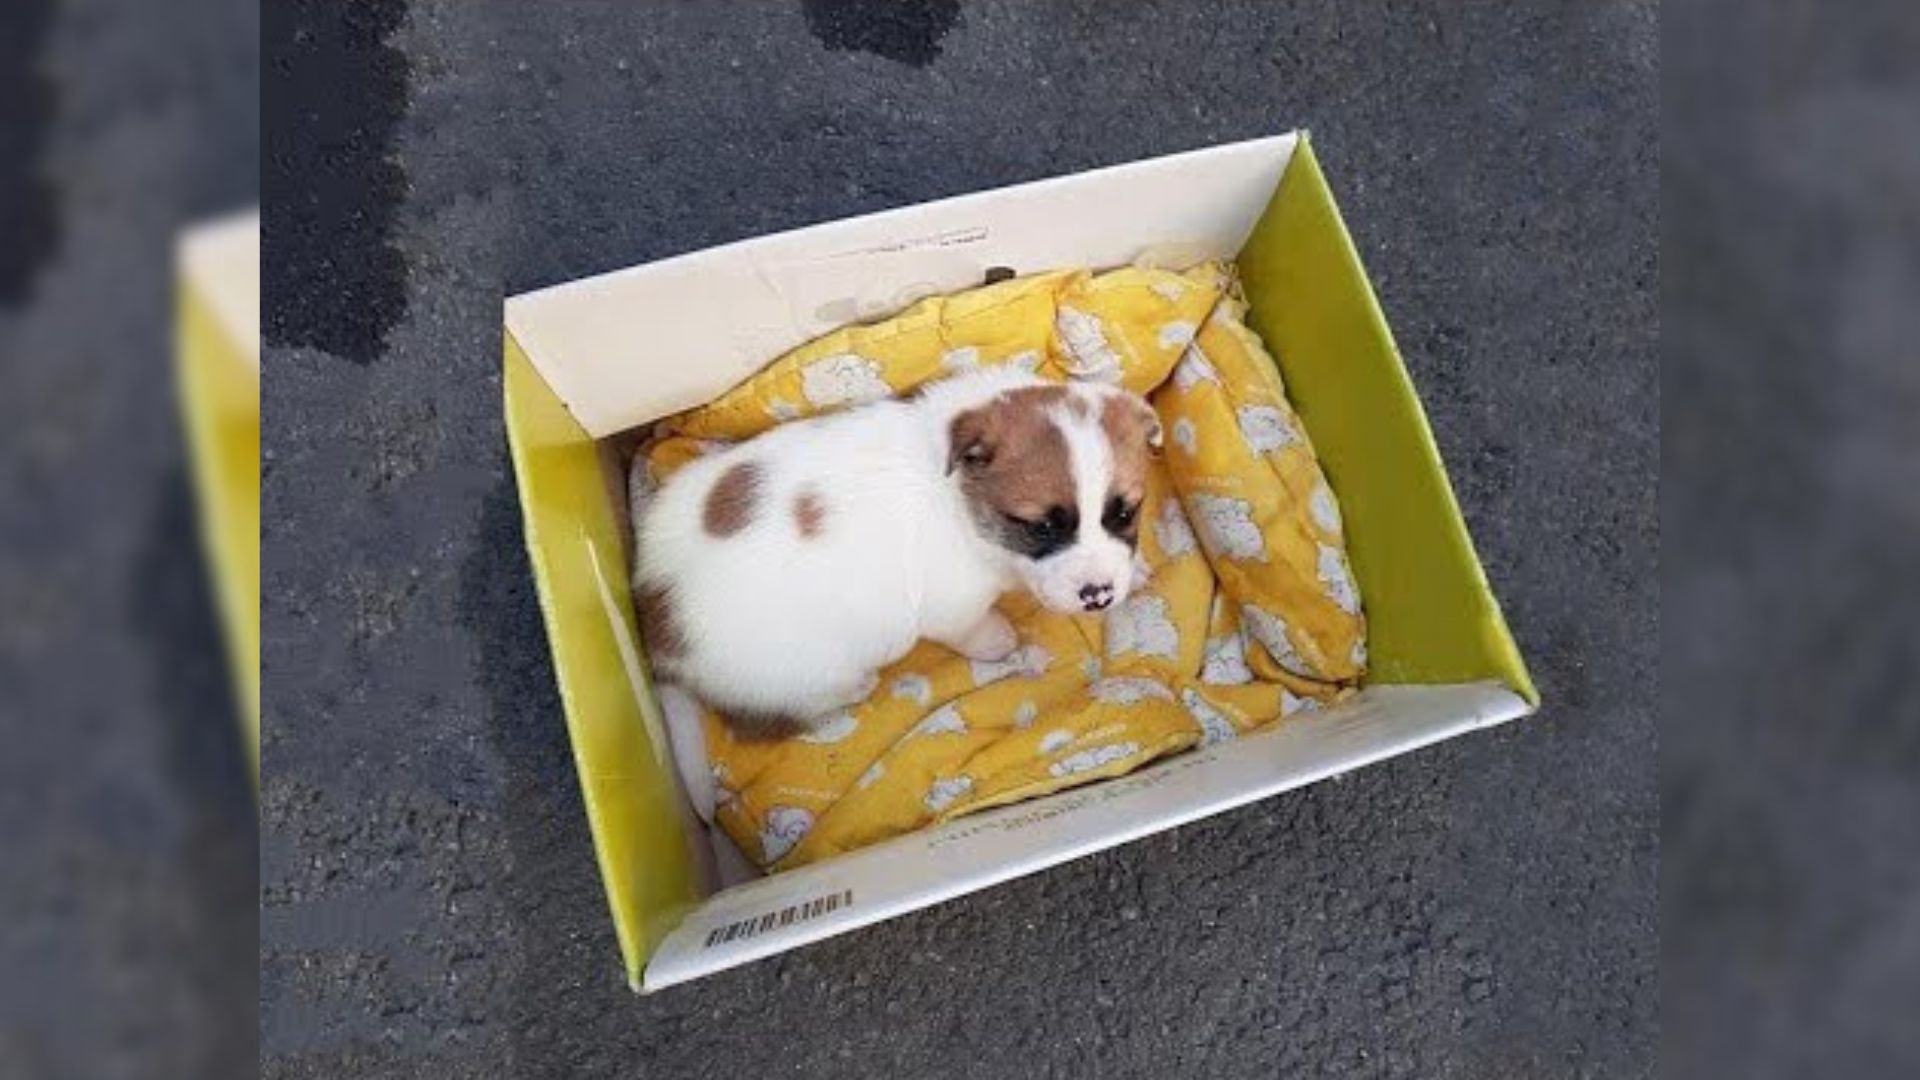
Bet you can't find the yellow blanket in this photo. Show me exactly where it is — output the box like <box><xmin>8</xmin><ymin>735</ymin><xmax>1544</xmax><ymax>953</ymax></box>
<box><xmin>640</xmin><ymin>262</ymin><xmax>1366</xmax><ymax>870</ymax></box>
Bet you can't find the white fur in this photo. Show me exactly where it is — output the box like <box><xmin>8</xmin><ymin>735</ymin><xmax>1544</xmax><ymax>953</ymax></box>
<box><xmin>628</xmin><ymin>451</ymin><xmax>660</xmax><ymax>525</ymax></box>
<box><xmin>1027</xmin><ymin>387</ymin><xmax>1137</xmax><ymax>615</ymax></box>
<box><xmin>636</xmin><ymin>368</ymin><xmax>1154</xmax><ymax>731</ymax></box>
<box><xmin>941</xmin><ymin>346</ymin><xmax>981</xmax><ymax>373</ymax></box>
<box><xmin>637</xmin><ymin>371</ymin><xmax>1018</xmax><ymax>724</ymax></box>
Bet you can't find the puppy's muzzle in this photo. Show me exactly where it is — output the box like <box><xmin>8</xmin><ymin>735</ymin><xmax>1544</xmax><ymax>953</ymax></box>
<box><xmin>1078</xmin><ymin>583</ymin><xmax>1115</xmax><ymax>611</ymax></box>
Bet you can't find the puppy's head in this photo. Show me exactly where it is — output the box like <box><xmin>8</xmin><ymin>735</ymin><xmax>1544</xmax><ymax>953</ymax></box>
<box><xmin>948</xmin><ymin>382</ymin><xmax>1162</xmax><ymax>615</ymax></box>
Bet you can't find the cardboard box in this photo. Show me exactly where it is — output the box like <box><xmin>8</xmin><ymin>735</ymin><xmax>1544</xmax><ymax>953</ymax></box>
<box><xmin>177</xmin><ymin>211</ymin><xmax>262</xmax><ymax>773</ymax></box>
<box><xmin>502</xmin><ymin>133</ymin><xmax>1536</xmax><ymax>992</ymax></box>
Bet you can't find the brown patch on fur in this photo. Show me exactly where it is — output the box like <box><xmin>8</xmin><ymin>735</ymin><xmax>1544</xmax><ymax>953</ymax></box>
<box><xmin>793</xmin><ymin>489</ymin><xmax>826</xmax><ymax>539</ymax></box>
<box><xmin>703</xmin><ymin>461</ymin><xmax>763</xmax><ymax>537</ymax></box>
<box><xmin>1099</xmin><ymin>392</ymin><xmax>1161</xmax><ymax>501</ymax></box>
<box><xmin>948</xmin><ymin>386</ymin><xmax>1077</xmax><ymax>520</ymax></box>
<box><xmin>635</xmin><ymin>581</ymin><xmax>685</xmax><ymax>663</ymax></box>
<box><xmin>719</xmin><ymin>705</ymin><xmax>807</xmax><ymax>741</ymax></box>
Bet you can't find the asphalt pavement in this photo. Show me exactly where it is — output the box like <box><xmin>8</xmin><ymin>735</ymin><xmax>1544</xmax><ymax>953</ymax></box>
<box><xmin>260</xmin><ymin>3</ymin><xmax>1658</xmax><ymax>1077</ymax></box>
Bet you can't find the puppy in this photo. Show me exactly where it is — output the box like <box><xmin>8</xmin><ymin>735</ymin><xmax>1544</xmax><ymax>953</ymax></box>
<box><xmin>633</xmin><ymin>368</ymin><xmax>1162</xmax><ymax>738</ymax></box>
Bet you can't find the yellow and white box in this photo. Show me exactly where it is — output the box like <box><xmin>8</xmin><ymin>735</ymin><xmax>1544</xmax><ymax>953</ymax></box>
<box><xmin>503</xmin><ymin>133</ymin><xmax>1535</xmax><ymax>991</ymax></box>
<box><xmin>177</xmin><ymin>211</ymin><xmax>261</xmax><ymax>772</ymax></box>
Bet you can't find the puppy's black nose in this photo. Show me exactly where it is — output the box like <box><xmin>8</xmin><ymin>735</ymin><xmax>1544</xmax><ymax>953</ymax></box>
<box><xmin>1079</xmin><ymin>583</ymin><xmax>1114</xmax><ymax>611</ymax></box>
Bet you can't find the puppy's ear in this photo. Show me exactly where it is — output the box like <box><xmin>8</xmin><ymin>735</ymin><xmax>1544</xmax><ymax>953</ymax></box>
<box><xmin>1101</xmin><ymin>392</ymin><xmax>1164</xmax><ymax>457</ymax></box>
<box><xmin>947</xmin><ymin>408</ymin><xmax>997</xmax><ymax>475</ymax></box>
<box><xmin>1142</xmin><ymin>407</ymin><xmax>1165</xmax><ymax>456</ymax></box>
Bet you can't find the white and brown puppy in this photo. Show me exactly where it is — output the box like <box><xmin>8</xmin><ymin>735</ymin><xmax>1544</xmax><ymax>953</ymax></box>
<box><xmin>637</xmin><ymin>365</ymin><xmax>1159</xmax><ymax>734</ymax></box>
<box><xmin>634</xmin><ymin>368</ymin><xmax>1161</xmax><ymax>738</ymax></box>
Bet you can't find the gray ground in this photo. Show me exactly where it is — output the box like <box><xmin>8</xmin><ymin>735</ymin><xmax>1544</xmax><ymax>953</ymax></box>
<box><xmin>1</xmin><ymin>0</ymin><xmax>257</xmax><ymax>1077</ymax></box>
<box><xmin>1663</xmin><ymin>3</ymin><xmax>1920</xmax><ymax>1077</ymax></box>
<box><xmin>258</xmin><ymin>2</ymin><xmax>1658</xmax><ymax>1077</ymax></box>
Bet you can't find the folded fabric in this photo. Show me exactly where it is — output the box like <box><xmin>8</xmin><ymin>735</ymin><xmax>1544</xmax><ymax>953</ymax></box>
<box><xmin>635</xmin><ymin>262</ymin><xmax>1366</xmax><ymax>870</ymax></box>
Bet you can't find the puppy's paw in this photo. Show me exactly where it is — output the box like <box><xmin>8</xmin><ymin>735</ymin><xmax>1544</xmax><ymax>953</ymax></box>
<box><xmin>949</xmin><ymin>612</ymin><xmax>1018</xmax><ymax>662</ymax></box>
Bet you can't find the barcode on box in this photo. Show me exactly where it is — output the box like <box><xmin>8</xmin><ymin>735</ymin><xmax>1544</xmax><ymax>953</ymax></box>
<box><xmin>703</xmin><ymin>889</ymin><xmax>854</xmax><ymax>949</ymax></box>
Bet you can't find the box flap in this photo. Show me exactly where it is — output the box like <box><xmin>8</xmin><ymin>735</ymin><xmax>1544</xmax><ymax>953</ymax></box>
<box><xmin>504</xmin><ymin>336</ymin><xmax>702</xmax><ymax>985</ymax></box>
<box><xmin>642</xmin><ymin>682</ymin><xmax>1530</xmax><ymax>991</ymax></box>
<box><xmin>1237</xmin><ymin>139</ymin><xmax>1537</xmax><ymax>704</ymax></box>
<box><xmin>506</xmin><ymin>134</ymin><xmax>1299</xmax><ymax>437</ymax></box>
<box><xmin>176</xmin><ymin>212</ymin><xmax>261</xmax><ymax>767</ymax></box>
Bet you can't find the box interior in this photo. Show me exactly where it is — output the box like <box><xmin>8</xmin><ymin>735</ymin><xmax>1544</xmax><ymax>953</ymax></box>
<box><xmin>503</xmin><ymin>134</ymin><xmax>1534</xmax><ymax>991</ymax></box>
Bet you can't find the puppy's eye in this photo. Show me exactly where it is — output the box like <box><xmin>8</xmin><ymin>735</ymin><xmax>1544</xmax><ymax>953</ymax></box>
<box><xmin>1104</xmin><ymin>496</ymin><xmax>1139</xmax><ymax>531</ymax></box>
<box><xmin>1002</xmin><ymin>506</ymin><xmax>1077</xmax><ymax>557</ymax></box>
<box><xmin>1018</xmin><ymin>506</ymin><xmax>1075</xmax><ymax>541</ymax></box>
